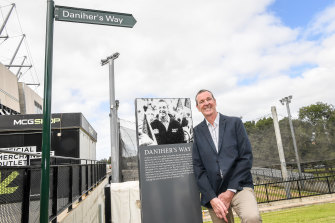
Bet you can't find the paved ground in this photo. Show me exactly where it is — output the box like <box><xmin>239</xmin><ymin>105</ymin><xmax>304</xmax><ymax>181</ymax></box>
<box><xmin>202</xmin><ymin>193</ymin><xmax>335</xmax><ymax>222</ymax></box>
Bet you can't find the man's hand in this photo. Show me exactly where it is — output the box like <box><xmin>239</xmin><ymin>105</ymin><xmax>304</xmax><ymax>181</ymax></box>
<box><xmin>218</xmin><ymin>190</ymin><xmax>235</xmax><ymax>210</ymax></box>
<box><xmin>210</xmin><ymin>198</ymin><xmax>228</xmax><ymax>222</ymax></box>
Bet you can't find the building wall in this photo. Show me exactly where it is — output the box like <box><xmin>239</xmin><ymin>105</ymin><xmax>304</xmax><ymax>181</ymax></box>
<box><xmin>0</xmin><ymin>63</ymin><xmax>20</xmax><ymax>113</ymax></box>
<box><xmin>58</xmin><ymin>178</ymin><xmax>107</xmax><ymax>223</ymax></box>
<box><xmin>18</xmin><ymin>82</ymin><xmax>43</xmax><ymax>114</ymax></box>
<box><xmin>79</xmin><ymin>129</ymin><xmax>97</xmax><ymax>162</ymax></box>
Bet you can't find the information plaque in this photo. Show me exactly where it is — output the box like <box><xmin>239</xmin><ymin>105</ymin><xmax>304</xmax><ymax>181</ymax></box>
<box><xmin>135</xmin><ymin>98</ymin><xmax>202</xmax><ymax>223</ymax></box>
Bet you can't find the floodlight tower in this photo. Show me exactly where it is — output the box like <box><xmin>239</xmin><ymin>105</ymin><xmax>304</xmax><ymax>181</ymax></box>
<box><xmin>101</xmin><ymin>52</ymin><xmax>120</xmax><ymax>183</ymax></box>
<box><xmin>280</xmin><ymin>95</ymin><xmax>303</xmax><ymax>179</ymax></box>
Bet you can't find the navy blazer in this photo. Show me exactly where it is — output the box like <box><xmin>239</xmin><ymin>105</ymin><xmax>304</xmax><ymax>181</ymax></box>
<box><xmin>192</xmin><ymin>113</ymin><xmax>253</xmax><ymax>207</ymax></box>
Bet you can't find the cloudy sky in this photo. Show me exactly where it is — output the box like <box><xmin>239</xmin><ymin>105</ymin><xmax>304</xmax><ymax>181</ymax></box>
<box><xmin>1</xmin><ymin>0</ymin><xmax>335</xmax><ymax>159</ymax></box>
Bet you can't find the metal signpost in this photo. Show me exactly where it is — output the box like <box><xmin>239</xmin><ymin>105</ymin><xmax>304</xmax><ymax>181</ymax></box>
<box><xmin>40</xmin><ymin>2</ymin><xmax>136</xmax><ymax>222</ymax></box>
<box><xmin>40</xmin><ymin>1</ymin><xmax>54</xmax><ymax>222</ymax></box>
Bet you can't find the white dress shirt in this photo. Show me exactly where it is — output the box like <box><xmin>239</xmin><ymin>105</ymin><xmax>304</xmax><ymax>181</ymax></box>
<box><xmin>206</xmin><ymin>113</ymin><xmax>220</xmax><ymax>153</ymax></box>
<box><xmin>206</xmin><ymin>113</ymin><xmax>237</xmax><ymax>193</ymax></box>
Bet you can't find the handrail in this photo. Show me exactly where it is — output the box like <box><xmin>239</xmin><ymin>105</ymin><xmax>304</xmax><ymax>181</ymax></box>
<box><xmin>0</xmin><ymin>161</ymin><xmax>107</xmax><ymax>222</ymax></box>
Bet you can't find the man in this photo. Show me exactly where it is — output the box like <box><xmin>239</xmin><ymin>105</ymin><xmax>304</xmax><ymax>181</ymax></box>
<box><xmin>192</xmin><ymin>90</ymin><xmax>261</xmax><ymax>223</ymax></box>
<box><xmin>138</xmin><ymin>106</ymin><xmax>158</xmax><ymax>146</ymax></box>
<box><xmin>150</xmin><ymin>99</ymin><xmax>185</xmax><ymax>145</ymax></box>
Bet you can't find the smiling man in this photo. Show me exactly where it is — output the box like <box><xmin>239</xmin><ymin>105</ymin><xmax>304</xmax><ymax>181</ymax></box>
<box><xmin>192</xmin><ymin>89</ymin><xmax>261</xmax><ymax>223</ymax></box>
<box><xmin>150</xmin><ymin>99</ymin><xmax>185</xmax><ymax>145</ymax></box>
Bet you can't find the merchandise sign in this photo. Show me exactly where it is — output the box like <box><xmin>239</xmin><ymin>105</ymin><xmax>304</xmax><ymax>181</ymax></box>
<box><xmin>54</xmin><ymin>5</ymin><xmax>137</xmax><ymax>28</ymax></box>
<box><xmin>30</xmin><ymin>151</ymin><xmax>55</xmax><ymax>159</ymax></box>
<box><xmin>0</xmin><ymin>146</ymin><xmax>55</xmax><ymax>166</ymax></box>
<box><xmin>135</xmin><ymin>98</ymin><xmax>202</xmax><ymax>223</ymax></box>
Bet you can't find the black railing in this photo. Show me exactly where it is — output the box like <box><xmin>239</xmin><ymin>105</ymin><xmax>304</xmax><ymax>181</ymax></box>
<box><xmin>0</xmin><ymin>149</ymin><xmax>106</xmax><ymax>223</ymax></box>
<box><xmin>254</xmin><ymin>175</ymin><xmax>335</xmax><ymax>203</ymax></box>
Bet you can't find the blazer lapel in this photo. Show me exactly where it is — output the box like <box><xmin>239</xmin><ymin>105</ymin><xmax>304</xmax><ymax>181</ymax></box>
<box><xmin>218</xmin><ymin>114</ymin><xmax>227</xmax><ymax>153</ymax></box>
<box><xmin>199</xmin><ymin>119</ymin><xmax>217</xmax><ymax>154</ymax></box>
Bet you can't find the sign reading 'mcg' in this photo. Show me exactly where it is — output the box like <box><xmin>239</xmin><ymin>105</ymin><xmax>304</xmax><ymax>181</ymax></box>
<box><xmin>54</xmin><ymin>5</ymin><xmax>136</xmax><ymax>28</ymax></box>
<box><xmin>13</xmin><ymin>117</ymin><xmax>61</xmax><ymax>125</ymax></box>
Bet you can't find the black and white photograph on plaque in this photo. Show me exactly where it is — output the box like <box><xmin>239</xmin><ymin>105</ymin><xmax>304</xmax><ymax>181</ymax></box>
<box><xmin>136</xmin><ymin>98</ymin><xmax>193</xmax><ymax>146</ymax></box>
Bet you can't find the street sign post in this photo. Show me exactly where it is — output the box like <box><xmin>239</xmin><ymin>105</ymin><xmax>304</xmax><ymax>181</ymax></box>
<box><xmin>54</xmin><ymin>5</ymin><xmax>137</xmax><ymax>28</ymax></box>
<box><xmin>40</xmin><ymin>2</ymin><xmax>136</xmax><ymax>222</ymax></box>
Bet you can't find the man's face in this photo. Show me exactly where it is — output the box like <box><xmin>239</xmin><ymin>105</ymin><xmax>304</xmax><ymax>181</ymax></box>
<box><xmin>196</xmin><ymin>91</ymin><xmax>217</xmax><ymax>117</ymax></box>
<box><xmin>158</xmin><ymin>101</ymin><xmax>169</xmax><ymax>119</ymax></box>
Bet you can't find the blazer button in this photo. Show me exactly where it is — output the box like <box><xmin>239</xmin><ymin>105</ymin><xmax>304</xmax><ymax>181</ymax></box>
<box><xmin>216</xmin><ymin>160</ymin><xmax>219</xmax><ymax>163</ymax></box>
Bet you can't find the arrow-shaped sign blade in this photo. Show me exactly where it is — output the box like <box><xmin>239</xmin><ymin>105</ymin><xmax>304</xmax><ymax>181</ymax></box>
<box><xmin>54</xmin><ymin>5</ymin><xmax>136</xmax><ymax>28</ymax></box>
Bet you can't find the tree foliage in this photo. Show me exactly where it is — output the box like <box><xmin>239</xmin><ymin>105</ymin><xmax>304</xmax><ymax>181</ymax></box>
<box><xmin>298</xmin><ymin>102</ymin><xmax>334</xmax><ymax>125</ymax></box>
<box><xmin>244</xmin><ymin>117</ymin><xmax>273</xmax><ymax>133</ymax></box>
<box><xmin>245</xmin><ymin>102</ymin><xmax>335</xmax><ymax>167</ymax></box>
<box><xmin>255</xmin><ymin>117</ymin><xmax>273</xmax><ymax>129</ymax></box>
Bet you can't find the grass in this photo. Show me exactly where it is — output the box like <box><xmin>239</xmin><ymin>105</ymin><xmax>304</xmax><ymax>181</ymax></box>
<box><xmin>302</xmin><ymin>169</ymin><xmax>335</xmax><ymax>177</ymax></box>
<box><xmin>204</xmin><ymin>203</ymin><xmax>335</xmax><ymax>223</ymax></box>
<box><xmin>303</xmin><ymin>168</ymin><xmax>335</xmax><ymax>173</ymax></box>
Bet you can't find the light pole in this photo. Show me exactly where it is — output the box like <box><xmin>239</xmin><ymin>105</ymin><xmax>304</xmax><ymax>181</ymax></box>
<box><xmin>271</xmin><ymin>106</ymin><xmax>291</xmax><ymax>198</ymax></box>
<box><xmin>280</xmin><ymin>95</ymin><xmax>303</xmax><ymax>179</ymax></box>
<box><xmin>101</xmin><ymin>52</ymin><xmax>120</xmax><ymax>183</ymax></box>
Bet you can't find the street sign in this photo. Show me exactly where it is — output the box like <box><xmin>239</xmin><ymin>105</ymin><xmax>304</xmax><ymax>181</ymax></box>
<box><xmin>54</xmin><ymin>5</ymin><xmax>137</xmax><ymax>28</ymax></box>
<box><xmin>40</xmin><ymin>3</ymin><xmax>136</xmax><ymax>221</ymax></box>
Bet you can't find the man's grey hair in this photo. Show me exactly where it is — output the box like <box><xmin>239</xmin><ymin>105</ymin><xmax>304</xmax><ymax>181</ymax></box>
<box><xmin>195</xmin><ymin>89</ymin><xmax>215</xmax><ymax>105</ymax></box>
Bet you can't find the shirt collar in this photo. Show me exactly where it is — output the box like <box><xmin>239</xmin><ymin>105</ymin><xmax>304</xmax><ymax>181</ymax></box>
<box><xmin>160</xmin><ymin>114</ymin><xmax>170</xmax><ymax>123</ymax></box>
<box><xmin>206</xmin><ymin>112</ymin><xmax>220</xmax><ymax>127</ymax></box>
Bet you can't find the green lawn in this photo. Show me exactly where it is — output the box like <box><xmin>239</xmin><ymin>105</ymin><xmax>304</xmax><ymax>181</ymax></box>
<box><xmin>204</xmin><ymin>203</ymin><xmax>335</xmax><ymax>223</ymax></box>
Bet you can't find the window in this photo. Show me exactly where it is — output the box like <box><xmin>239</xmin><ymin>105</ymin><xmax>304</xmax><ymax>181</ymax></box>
<box><xmin>34</xmin><ymin>101</ymin><xmax>42</xmax><ymax>114</ymax></box>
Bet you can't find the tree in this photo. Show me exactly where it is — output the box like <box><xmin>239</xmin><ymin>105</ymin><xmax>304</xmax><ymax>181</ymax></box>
<box><xmin>244</xmin><ymin>117</ymin><xmax>278</xmax><ymax>167</ymax></box>
<box><xmin>244</xmin><ymin>120</ymin><xmax>256</xmax><ymax>134</ymax></box>
<box><xmin>100</xmin><ymin>158</ymin><xmax>108</xmax><ymax>163</ymax></box>
<box><xmin>243</xmin><ymin>103</ymin><xmax>335</xmax><ymax>167</ymax></box>
<box><xmin>255</xmin><ymin>117</ymin><xmax>273</xmax><ymax>130</ymax></box>
<box><xmin>298</xmin><ymin>102</ymin><xmax>334</xmax><ymax>126</ymax></box>
<box><xmin>298</xmin><ymin>102</ymin><xmax>335</xmax><ymax>161</ymax></box>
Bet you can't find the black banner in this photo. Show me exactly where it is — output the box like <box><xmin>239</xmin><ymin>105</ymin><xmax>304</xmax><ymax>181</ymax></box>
<box><xmin>0</xmin><ymin>113</ymin><xmax>97</xmax><ymax>141</ymax></box>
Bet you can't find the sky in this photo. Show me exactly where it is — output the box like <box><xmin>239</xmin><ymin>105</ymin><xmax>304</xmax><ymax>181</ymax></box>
<box><xmin>1</xmin><ymin>0</ymin><xmax>335</xmax><ymax>160</ymax></box>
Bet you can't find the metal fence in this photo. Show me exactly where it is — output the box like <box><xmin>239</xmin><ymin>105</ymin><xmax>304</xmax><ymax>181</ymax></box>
<box><xmin>0</xmin><ymin>150</ymin><xmax>106</xmax><ymax>223</ymax></box>
<box><xmin>254</xmin><ymin>175</ymin><xmax>335</xmax><ymax>203</ymax></box>
<box><xmin>252</xmin><ymin>159</ymin><xmax>335</xmax><ymax>184</ymax></box>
